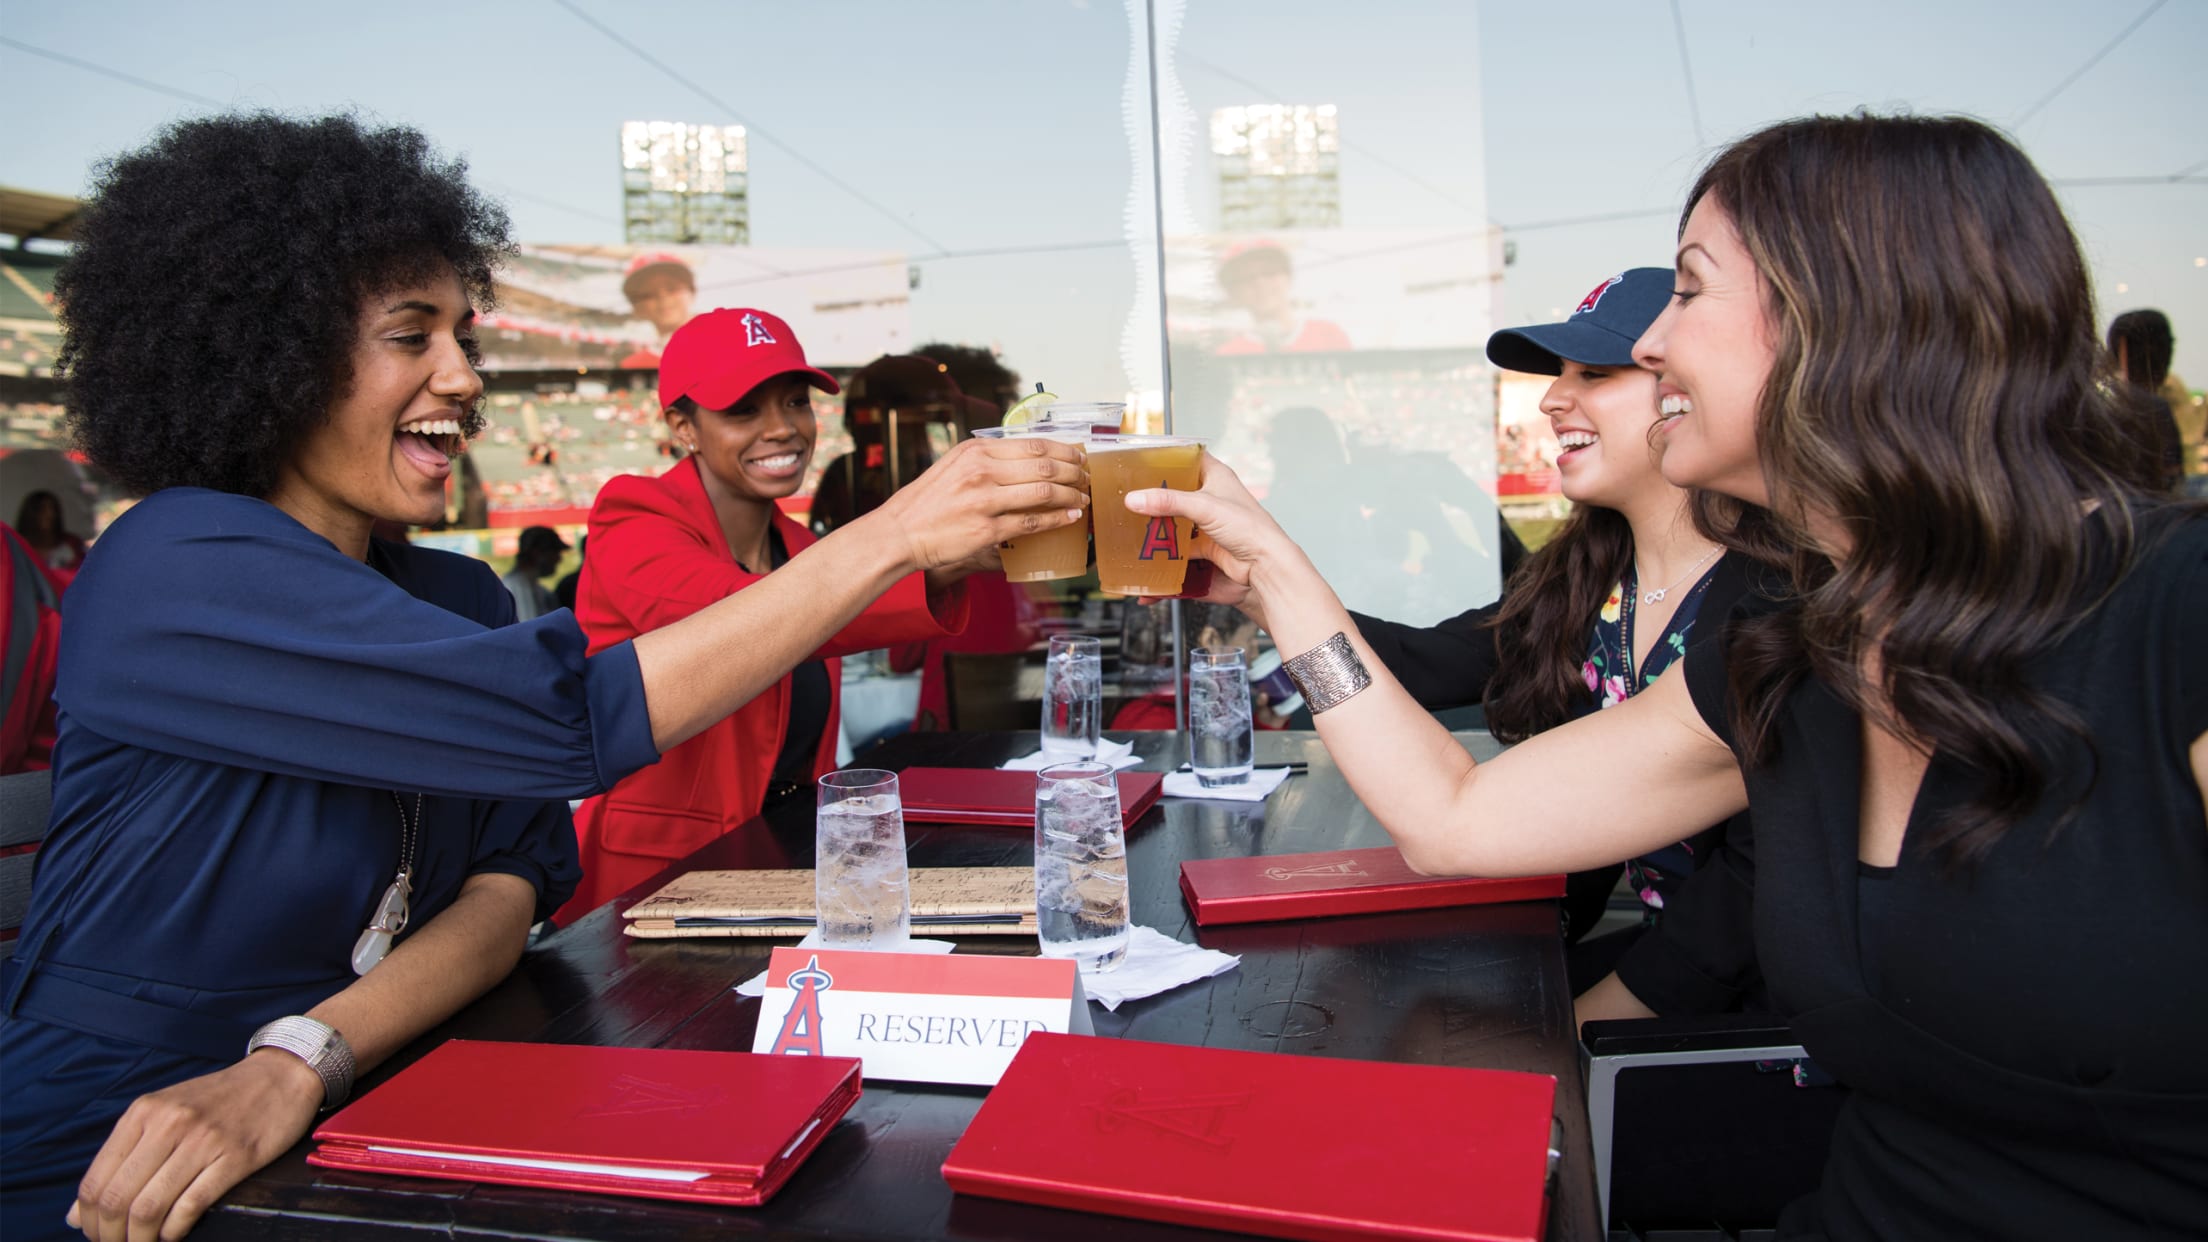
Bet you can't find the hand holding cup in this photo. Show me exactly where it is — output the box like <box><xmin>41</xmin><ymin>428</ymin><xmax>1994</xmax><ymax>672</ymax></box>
<box><xmin>1125</xmin><ymin>452</ymin><xmax>1310</xmax><ymax>626</ymax></box>
<box><xmin>875</xmin><ymin>435</ymin><xmax>1088</xmax><ymax>574</ymax></box>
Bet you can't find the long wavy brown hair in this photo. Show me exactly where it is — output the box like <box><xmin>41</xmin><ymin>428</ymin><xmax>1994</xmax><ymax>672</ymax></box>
<box><xmin>1695</xmin><ymin>114</ymin><xmax>2165</xmax><ymax>865</ymax></box>
<box><xmin>1481</xmin><ymin>502</ymin><xmax>1633</xmax><ymax>743</ymax></box>
<box><xmin>1485</xmin><ymin>487</ymin><xmax>1792</xmax><ymax>743</ymax></box>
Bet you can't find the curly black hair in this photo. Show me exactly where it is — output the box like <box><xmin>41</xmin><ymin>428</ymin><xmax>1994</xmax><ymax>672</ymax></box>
<box><xmin>56</xmin><ymin>112</ymin><xmax>513</xmax><ymax>498</ymax></box>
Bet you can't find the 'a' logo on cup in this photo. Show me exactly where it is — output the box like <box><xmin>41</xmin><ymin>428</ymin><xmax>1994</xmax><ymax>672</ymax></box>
<box><xmin>1138</xmin><ymin>482</ymin><xmax>1181</xmax><ymax>561</ymax></box>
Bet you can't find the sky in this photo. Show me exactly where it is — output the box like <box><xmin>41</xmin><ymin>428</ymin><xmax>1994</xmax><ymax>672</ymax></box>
<box><xmin>4</xmin><ymin>0</ymin><xmax>2204</xmax><ymax>384</ymax></box>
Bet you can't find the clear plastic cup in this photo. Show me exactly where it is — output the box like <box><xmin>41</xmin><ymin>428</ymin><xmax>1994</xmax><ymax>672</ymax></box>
<box><xmin>814</xmin><ymin>769</ymin><xmax>910</xmax><ymax>949</ymax></box>
<box><xmin>1036</xmin><ymin>402</ymin><xmax>1125</xmax><ymax>432</ymax></box>
<box><xmin>1187</xmin><ymin>646</ymin><xmax>1254</xmax><ymax>786</ymax></box>
<box><xmin>969</xmin><ymin>424</ymin><xmax>1094</xmax><ymax>582</ymax></box>
<box><xmin>1040</xmin><ymin>634</ymin><xmax>1103</xmax><ymax>760</ymax></box>
<box><xmin>1033</xmin><ymin>760</ymin><xmax>1130</xmax><ymax>973</ymax></box>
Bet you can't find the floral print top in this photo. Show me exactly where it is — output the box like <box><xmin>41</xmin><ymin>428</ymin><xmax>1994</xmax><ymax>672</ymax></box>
<box><xmin>1583</xmin><ymin>563</ymin><xmax>1719</xmax><ymax>920</ymax></box>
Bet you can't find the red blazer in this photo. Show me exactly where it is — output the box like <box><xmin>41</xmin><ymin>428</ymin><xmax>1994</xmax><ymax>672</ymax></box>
<box><xmin>556</xmin><ymin>458</ymin><xmax>962</xmax><ymax>923</ymax></box>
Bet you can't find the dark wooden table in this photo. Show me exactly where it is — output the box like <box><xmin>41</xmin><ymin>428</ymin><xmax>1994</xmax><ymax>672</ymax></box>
<box><xmin>208</xmin><ymin>730</ymin><xmax>1599</xmax><ymax>1241</ymax></box>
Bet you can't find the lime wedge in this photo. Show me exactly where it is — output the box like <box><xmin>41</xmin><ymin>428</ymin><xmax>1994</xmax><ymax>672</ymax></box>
<box><xmin>1003</xmin><ymin>386</ymin><xmax>1058</xmax><ymax>428</ymax></box>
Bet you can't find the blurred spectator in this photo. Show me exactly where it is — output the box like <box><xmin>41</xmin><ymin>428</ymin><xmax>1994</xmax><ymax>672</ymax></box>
<box><xmin>13</xmin><ymin>490</ymin><xmax>86</xmax><ymax>575</ymax></box>
<box><xmin>0</xmin><ymin>523</ymin><xmax>64</xmax><ymax>773</ymax></box>
<box><xmin>2108</xmin><ymin>309</ymin><xmax>2187</xmax><ymax>493</ymax></box>
<box><xmin>866</xmin><ymin>352</ymin><xmax>1040</xmax><ymax>725</ymax></box>
<box><xmin>914</xmin><ymin>342</ymin><xmax>1021</xmax><ymax>426</ymax></box>
<box><xmin>501</xmin><ymin>525</ymin><xmax>566</xmax><ymax>620</ymax></box>
<box><xmin>1214</xmin><ymin>240</ymin><xmax>1351</xmax><ymax>355</ymax></box>
<box><xmin>812</xmin><ymin>354</ymin><xmax>978</xmax><ymax>534</ymax></box>
<box><xmin>553</xmin><ymin>535</ymin><xmax>585</xmax><ymax>612</ymax></box>
<box><xmin>618</xmin><ymin>252</ymin><xmax>697</xmax><ymax>369</ymax></box>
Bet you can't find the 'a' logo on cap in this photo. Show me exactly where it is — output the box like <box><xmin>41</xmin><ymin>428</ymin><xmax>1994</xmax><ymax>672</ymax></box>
<box><xmin>742</xmin><ymin>311</ymin><xmax>778</xmax><ymax>347</ymax></box>
<box><xmin>1575</xmin><ymin>274</ymin><xmax>1625</xmax><ymax>316</ymax></box>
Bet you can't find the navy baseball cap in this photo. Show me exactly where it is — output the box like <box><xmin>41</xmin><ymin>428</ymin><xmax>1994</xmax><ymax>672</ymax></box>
<box><xmin>1485</xmin><ymin>267</ymin><xmax>1673</xmax><ymax>376</ymax></box>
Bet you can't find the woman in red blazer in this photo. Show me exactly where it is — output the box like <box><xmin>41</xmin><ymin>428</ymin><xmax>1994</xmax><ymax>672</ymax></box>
<box><xmin>557</xmin><ymin>308</ymin><xmax>975</xmax><ymax>922</ymax></box>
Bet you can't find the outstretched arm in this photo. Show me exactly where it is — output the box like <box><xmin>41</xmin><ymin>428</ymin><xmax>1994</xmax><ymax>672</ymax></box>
<box><xmin>66</xmin><ymin>438</ymin><xmax>1086</xmax><ymax>803</ymax></box>
<box><xmin>633</xmin><ymin>435</ymin><xmax>1084</xmax><ymax>753</ymax></box>
<box><xmin>1129</xmin><ymin>455</ymin><xmax>1747</xmax><ymax>876</ymax></box>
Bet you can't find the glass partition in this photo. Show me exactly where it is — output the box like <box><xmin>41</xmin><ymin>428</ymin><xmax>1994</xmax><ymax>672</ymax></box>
<box><xmin>1159</xmin><ymin>1</ymin><xmax>1509</xmax><ymax>625</ymax></box>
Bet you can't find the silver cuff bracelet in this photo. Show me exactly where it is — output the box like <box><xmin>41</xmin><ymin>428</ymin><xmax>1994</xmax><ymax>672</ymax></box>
<box><xmin>247</xmin><ymin>1015</ymin><xmax>356</xmax><ymax>1110</ymax></box>
<box><xmin>1282</xmin><ymin>632</ymin><xmax>1372</xmax><ymax>714</ymax></box>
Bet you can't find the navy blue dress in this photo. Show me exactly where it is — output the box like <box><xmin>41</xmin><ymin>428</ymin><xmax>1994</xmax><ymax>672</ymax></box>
<box><xmin>0</xmin><ymin>489</ymin><xmax>661</xmax><ymax>1238</ymax></box>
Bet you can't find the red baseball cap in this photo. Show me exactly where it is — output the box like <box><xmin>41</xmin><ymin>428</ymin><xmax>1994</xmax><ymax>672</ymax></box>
<box><xmin>657</xmin><ymin>308</ymin><xmax>841</xmax><ymax>411</ymax></box>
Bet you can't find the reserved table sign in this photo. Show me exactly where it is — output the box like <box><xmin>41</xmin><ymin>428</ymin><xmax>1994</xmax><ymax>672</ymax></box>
<box><xmin>752</xmin><ymin>947</ymin><xmax>1093</xmax><ymax>1086</ymax></box>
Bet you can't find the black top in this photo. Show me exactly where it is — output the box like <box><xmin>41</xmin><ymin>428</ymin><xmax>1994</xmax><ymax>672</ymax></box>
<box><xmin>757</xmin><ymin>527</ymin><xmax>829</xmax><ymax>796</ymax></box>
<box><xmin>1682</xmin><ymin>509</ymin><xmax>2208</xmax><ymax>1240</ymax></box>
<box><xmin>1354</xmin><ymin>552</ymin><xmax>1779</xmax><ymax>1013</ymax></box>
<box><xmin>1351</xmin><ymin>550</ymin><xmax>1766</xmax><ymax>713</ymax></box>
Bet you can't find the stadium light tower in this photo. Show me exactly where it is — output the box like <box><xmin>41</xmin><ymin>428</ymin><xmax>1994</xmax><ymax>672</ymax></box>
<box><xmin>1210</xmin><ymin>104</ymin><xmax>1341</xmax><ymax>232</ymax></box>
<box><xmin>620</xmin><ymin>121</ymin><xmax>750</xmax><ymax>246</ymax></box>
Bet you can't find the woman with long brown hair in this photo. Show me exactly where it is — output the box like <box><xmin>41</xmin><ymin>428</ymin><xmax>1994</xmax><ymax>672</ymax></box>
<box><xmin>1133</xmin><ymin>114</ymin><xmax>2207</xmax><ymax>1237</ymax></box>
<box><xmin>1339</xmin><ymin>268</ymin><xmax>1775</xmax><ymax>1004</ymax></box>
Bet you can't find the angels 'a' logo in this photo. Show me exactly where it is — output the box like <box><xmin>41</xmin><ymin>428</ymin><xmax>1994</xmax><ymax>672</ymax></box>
<box><xmin>1575</xmin><ymin>273</ymin><xmax>1624</xmax><ymax>316</ymax></box>
<box><xmin>1137</xmin><ymin>489</ymin><xmax>1181</xmax><ymax>561</ymax></box>
<box><xmin>768</xmin><ymin>955</ymin><xmax>833</xmax><ymax>1056</ymax></box>
<box><xmin>581</xmin><ymin>1075</ymin><xmax>728</xmax><ymax>1119</ymax></box>
<box><xmin>1263</xmin><ymin>860</ymin><xmax>1369</xmax><ymax>882</ymax></box>
<box><xmin>741</xmin><ymin>311</ymin><xmax>779</xmax><ymax>348</ymax></box>
<box><xmin>1091</xmin><ymin>1088</ymin><xmax>1252</xmax><ymax>1149</ymax></box>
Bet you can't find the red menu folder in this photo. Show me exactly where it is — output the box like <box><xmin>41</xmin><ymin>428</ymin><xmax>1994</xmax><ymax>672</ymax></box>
<box><xmin>943</xmin><ymin>1032</ymin><xmax>1557</xmax><ymax>1242</ymax></box>
<box><xmin>1179</xmin><ymin>846</ymin><xmax>1565</xmax><ymax>926</ymax></box>
<box><xmin>896</xmin><ymin>767</ymin><xmax>1163</xmax><ymax>828</ymax></box>
<box><xmin>309</xmin><ymin>1041</ymin><xmax>860</xmax><ymax>1206</ymax></box>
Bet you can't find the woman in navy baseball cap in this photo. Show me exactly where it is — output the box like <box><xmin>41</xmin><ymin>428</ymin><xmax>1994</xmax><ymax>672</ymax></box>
<box><xmin>1349</xmin><ymin>267</ymin><xmax>1777</xmax><ymax>1012</ymax></box>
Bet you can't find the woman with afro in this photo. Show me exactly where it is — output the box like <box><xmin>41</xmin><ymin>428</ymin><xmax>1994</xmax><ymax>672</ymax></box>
<box><xmin>0</xmin><ymin>112</ymin><xmax>1085</xmax><ymax>1241</ymax></box>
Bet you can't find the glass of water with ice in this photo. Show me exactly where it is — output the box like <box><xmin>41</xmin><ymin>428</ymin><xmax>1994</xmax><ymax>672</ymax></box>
<box><xmin>1187</xmin><ymin>646</ymin><xmax>1254</xmax><ymax>787</ymax></box>
<box><xmin>1040</xmin><ymin>634</ymin><xmax>1103</xmax><ymax>759</ymax></box>
<box><xmin>1033</xmin><ymin>760</ymin><xmax>1130</xmax><ymax>973</ymax></box>
<box><xmin>815</xmin><ymin>768</ymin><xmax>911</xmax><ymax>950</ymax></box>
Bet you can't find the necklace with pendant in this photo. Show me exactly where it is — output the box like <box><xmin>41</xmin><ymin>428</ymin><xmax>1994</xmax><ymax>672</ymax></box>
<box><xmin>1637</xmin><ymin>545</ymin><xmax>1720</xmax><ymax>605</ymax></box>
<box><xmin>352</xmin><ymin>791</ymin><xmax>421</xmax><ymax>975</ymax></box>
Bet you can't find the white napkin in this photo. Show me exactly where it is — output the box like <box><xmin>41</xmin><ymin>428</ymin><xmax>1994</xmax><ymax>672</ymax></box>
<box><xmin>732</xmin><ymin>933</ymin><xmax>956</xmax><ymax>997</ymax></box>
<box><xmin>998</xmin><ymin>737</ymin><xmax>1141</xmax><ymax>771</ymax></box>
<box><xmin>1080</xmin><ymin>926</ymin><xmax>1240</xmax><ymax>1012</ymax></box>
<box><xmin>1160</xmin><ymin>766</ymin><xmax>1294</xmax><ymax>802</ymax></box>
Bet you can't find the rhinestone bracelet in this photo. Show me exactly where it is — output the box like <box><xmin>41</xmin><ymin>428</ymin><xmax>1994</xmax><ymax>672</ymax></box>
<box><xmin>1282</xmin><ymin>632</ymin><xmax>1372</xmax><ymax>715</ymax></box>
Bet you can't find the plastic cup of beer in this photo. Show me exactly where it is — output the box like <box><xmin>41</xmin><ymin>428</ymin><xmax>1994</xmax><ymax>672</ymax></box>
<box><xmin>1088</xmin><ymin>434</ymin><xmax>1205</xmax><ymax>596</ymax></box>
<box><xmin>968</xmin><ymin>420</ymin><xmax>1102</xmax><ymax>583</ymax></box>
<box><xmin>1035</xmin><ymin>402</ymin><xmax>1126</xmax><ymax>433</ymax></box>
